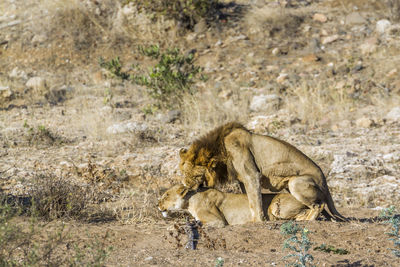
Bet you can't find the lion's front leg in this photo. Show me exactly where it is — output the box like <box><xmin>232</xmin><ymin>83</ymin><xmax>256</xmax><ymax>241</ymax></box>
<box><xmin>242</xmin><ymin>173</ymin><xmax>264</xmax><ymax>222</ymax></box>
<box><xmin>228</xmin><ymin>152</ymin><xmax>264</xmax><ymax>222</ymax></box>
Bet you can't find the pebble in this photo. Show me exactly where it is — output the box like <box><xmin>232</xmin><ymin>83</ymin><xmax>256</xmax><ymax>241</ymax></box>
<box><xmin>385</xmin><ymin>107</ymin><xmax>400</xmax><ymax>121</ymax></box>
<box><xmin>321</xmin><ymin>34</ymin><xmax>339</xmax><ymax>44</ymax></box>
<box><xmin>0</xmin><ymin>86</ymin><xmax>13</xmax><ymax>100</ymax></box>
<box><xmin>313</xmin><ymin>13</ymin><xmax>327</xmax><ymax>23</ymax></box>
<box><xmin>218</xmin><ymin>89</ymin><xmax>233</xmax><ymax>99</ymax></box>
<box><xmin>345</xmin><ymin>12</ymin><xmax>367</xmax><ymax>25</ymax></box>
<box><xmin>106</xmin><ymin>122</ymin><xmax>148</xmax><ymax>134</ymax></box>
<box><xmin>161</xmin><ymin>110</ymin><xmax>181</xmax><ymax>123</ymax></box>
<box><xmin>376</xmin><ymin>19</ymin><xmax>391</xmax><ymax>34</ymax></box>
<box><xmin>276</xmin><ymin>73</ymin><xmax>288</xmax><ymax>83</ymax></box>
<box><xmin>360</xmin><ymin>37</ymin><xmax>378</xmax><ymax>54</ymax></box>
<box><xmin>386</xmin><ymin>68</ymin><xmax>398</xmax><ymax>78</ymax></box>
<box><xmin>194</xmin><ymin>19</ymin><xmax>207</xmax><ymax>33</ymax></box>
<box><xmin>9</xmin><ymin>67</ymin><xmax>27</xmax><ymax>79</ymax></box>
<box><xmin>301</xmin><ymin>54</ymin><xmax>320</xmax><ymax>63</ymax></box>
<box><xmin>355</xmin><ymin>117</ymin><xmax>375</xmax><ymax>128</ymax></box>
<box><xmin>271</xmin><ymin>47</ymin><xmax>280</xmax><ymax>55</ymax></box>
<box><xmin>26</xmin><ymin>77</ymin><xmax>47</xmax><ymax>93</ymax></box>
<box><xmin>31</xmin><ymin>34</ymin><xmax>47</xmax><ymax>44</ymax></box>
<box><xmin>249</xmin><ymin>94</ymin><xmax>280</xmax><ymax>112</ymax></box>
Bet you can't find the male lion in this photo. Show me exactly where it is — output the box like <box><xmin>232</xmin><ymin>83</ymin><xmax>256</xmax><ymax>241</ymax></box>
<box><xmin>158</xmin><ymin>184</ymin><xmax>314</xmax><ymax>227</ymax></box>
<box><xmin>179</xmin><ymin>122</ymin><xmax>346</xmax><ymax>222</ymax></box>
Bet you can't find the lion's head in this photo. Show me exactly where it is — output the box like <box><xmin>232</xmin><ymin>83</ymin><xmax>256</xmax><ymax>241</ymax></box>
<box><xmin>179</xmin><ymin>122</ymin><xmax>245</xmax><ymax>190</ymax></box>
<box><xmin>158</xmin><ymin>184</ymin><xmax>189</xmax><ymax>217</ymax></box>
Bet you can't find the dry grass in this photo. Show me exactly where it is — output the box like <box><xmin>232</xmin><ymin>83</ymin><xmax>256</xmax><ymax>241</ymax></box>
<box><xmin>28</xmin><ymin>172</ymin><xmax>95</xmax><ymax>220</ymax></box>
<box><xmin>284</xmin><ymin>78</ymin><xmax>400</xmax><ymax>127</ymax></box>
<box><xmin>285</xmin><ymin>80</ymin><xmax>354</xmax><ymax>126</ymax></box>
<box><xmin>244</xmin><ymin>5</ymin><xmax>305</xmax><ymax>38</ymax></box>
<box><xmin>180</xmin><ymin>85</ymin><xmax>251</xmax><ymax>134</ymax></box>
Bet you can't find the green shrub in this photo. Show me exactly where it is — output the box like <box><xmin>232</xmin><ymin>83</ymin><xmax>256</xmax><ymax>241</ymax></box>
<box><xmin>100</xmin><ymin>45</ymin><xmax>204</xmax><ymax>109</ymax></box>
<box><xmin>126</xmin><ymin>0</ymin><xmax>220</xmax><ymax>30</ymax></box>
<box><xmin>135</xmin><ymin>45</ymin><xmax>203</xmax><ymax>108</ymax></box>
<box><xmin>380</xmin><ymin>206</ymin><xmax>400</xmax><ymax>257</ymax></box>
<box><xmin>281</xmin><ymin>221</ymin><xmax>315</xmax><ymax>267</ymax></box>
<box><xmin>314</xmin><ymin>244</ymin><xmax>349</xmax><ymax>255</ymax></box>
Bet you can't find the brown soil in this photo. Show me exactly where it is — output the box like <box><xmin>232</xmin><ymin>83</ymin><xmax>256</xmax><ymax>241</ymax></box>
<box><xmin>1</xmin><ymin>0</ymin><xmax>400</xmax><ymax>266</ymax></box>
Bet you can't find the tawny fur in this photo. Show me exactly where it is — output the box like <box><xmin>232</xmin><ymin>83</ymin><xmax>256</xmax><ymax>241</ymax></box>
<box><xmin>158</xmin><ymin>185</ymin><xmax>314</xmax><ymax>227</ymax></box>
<box><xmin>179</xmin><ymin>122</ymin><xmax>346</xmax><ymax>222</ymax></box>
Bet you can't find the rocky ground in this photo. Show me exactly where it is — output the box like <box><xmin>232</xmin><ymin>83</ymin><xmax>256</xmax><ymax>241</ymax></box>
<box><xmin>1</xmin><ymin>0</ymin><xmax>400</xmax><ymax>266</ymax></box>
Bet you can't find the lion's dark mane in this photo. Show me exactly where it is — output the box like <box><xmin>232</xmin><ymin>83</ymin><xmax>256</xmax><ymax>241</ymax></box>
<box><xmin>192</xmin><ymin>122</ymin><xmax>247</xmax><ymax>160</ymax></box>
<box><xmin>190</xmin><ymin>122</ymin><xmax>248</xmax><ymax>185</ymax></box>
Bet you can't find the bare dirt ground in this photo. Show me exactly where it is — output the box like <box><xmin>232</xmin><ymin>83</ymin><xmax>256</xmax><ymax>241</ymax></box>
<box><xmin>1</xmin><ymin>0</ymin><xmax>400</xmax><ymax>266</ymax></box>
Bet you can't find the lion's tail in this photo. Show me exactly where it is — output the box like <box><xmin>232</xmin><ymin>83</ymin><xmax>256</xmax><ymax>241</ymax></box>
<box><xmin>324</xmin><ymin>188</ymin><xmax>347</xmax><ymax>222</ymax></box>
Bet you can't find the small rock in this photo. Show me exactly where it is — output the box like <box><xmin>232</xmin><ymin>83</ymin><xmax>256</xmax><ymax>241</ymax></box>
<box><xmin>271</xmin><ymin>47</ymin><xmax>280</xmax><ymax>56</ymax></box>
<box><xmin>360</xmin><ymin>37</ymin><xmax>378</xmax><ymax>54</ymax></box>
<box><xmin>194</xmin><ymin>19</ymin><xmax>207</xmax><ymax>33</ymax></box>
<box><xmin>376</xmin><ymin>19</ymin><xmax>391</xmax><ymax>34</ymax></box>
<box><xmin>144</xmin><ymin>256</ymin><xmax>153</xmax><ymax>261</ymax></box>
<box><xmin>106</xmin><ymin>122</ymin><xmax>148</xmax><ymax>134</ymax></box>
<box><xmin>214</xmin><ymin>40</ymin><xmax>223</xmax><ymax>47</ymax></box>
<box><xmin>321</xmin><ymin>34</ymin><xmax>339</xmax><ymax>45</ymax></box>
<box><xmin>331</xmin><ymin>120</ymin><xmax>351</xmax><ymax>131</ymax></box>
<box><xmin>26</xmin><ymin>77</ymin><xmax>47</xmax><ymax>93</ymax></box>
<box><xmin>9</xmin><ymin>67</ymin><xmax>27</xmax><ymax>79</ymax></box>
<box><xmin>386</xmin><ymin>68</ymin><xmax>398</xmax><ymax>78</ymax></box>
<box><xmin>92</xmin><ymin>71</ymin><xmax>105</xmax><ymax>84</ymax></box>
<box><xmin>31</xmin><ymin>34</ymin><xmax>47</xmax><ymax>44</ymax></box>
<box><xmin>385</xmin><ymin>107</ymin><xmax>400</xmax><ymax>121</ymax></box>
<box><xmin>309</xmin><ymin>38</ymin><xmax>321</xmax><ymax>52</ymax></box>
<box><xmin>250</xmin><ymin>94</ymin><xmax>281</xmax><ymax>112</ymax></box>
<box><xmin>335</xmin><ymin>80</ymin><xmax>346</xmax><ymax>89</ymax></box>
<box><xmin>301</xmin><ymin>54</ymin><xmax>320</xmax><ymax>63</ymax></box>
<box><xmin>0</xmin><ymin>86</ymin><xmax>13</xmax><ymax>101</ymax></box>
<box><xmin>276</xmin><ymin>73</ymin><xmax>288</xmax><ymax>84</ymax></box>
<box><xmin>161</xmin><ymin>110</ymin><xmax>181</xmax><ymax>123</ymax></box>
<box><xmin>303</xmin><ymin>25</ymin><xmax>311</xmax><ymax>32</ymax></box>
<box><xmin>321</xmin><ymin>29</ymin><xmax>328</xmax><ymax>36</ymax></box>
<box><xmin>345</xmin><ymin>12</ymin><xmax>367</xmax><ymax>25</ymax></box>
<box><xmin>313</xmin><ymin>13</ymin><xmax>327</xmax><ymax>23</ymax></box>
<box><xmin>218</xmin><ymin>89</ymin><xmax>233</xmax><ymax>99</ymax></box>
<box><xmin>266</xmin><ymin>65</ymin><xmax>279</xmax><ymax>72</ymax></box>
<box><xmin>186</xmin><ymin>33</ymin><xmax>197</xmax><ymax>42</ymax></box>
<box><xmin>355</xmin><ymin>117</ymin><xmax>375</xmax><ymax>128</ymax></box>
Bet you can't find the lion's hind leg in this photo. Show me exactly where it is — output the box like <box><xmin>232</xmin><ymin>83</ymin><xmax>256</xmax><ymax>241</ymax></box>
<box><xmin>196</xmin><ymin>207</ymin><xmax>228</xmax><ymax>227</ymax></box>
<box><xmin>288</xmin><ymin>175</ymin><xmax>325</xmax><ymax>221</ymax></box>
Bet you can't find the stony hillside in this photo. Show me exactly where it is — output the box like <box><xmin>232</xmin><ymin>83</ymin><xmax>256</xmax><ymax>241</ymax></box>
<box><xmin>0</xmin><ymin>0</ymin><xmax>399</xmax><ymax>266</ymax></box>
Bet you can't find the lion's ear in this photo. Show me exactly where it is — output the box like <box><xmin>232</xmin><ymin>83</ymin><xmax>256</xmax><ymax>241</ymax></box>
<box><xmin>177</xmin><ymin>186</ymin><xmax>189</xmax><ymax>197</ymax></box>
<box><xmin>179</xmin><ymin>148</ymin><xmax>188</xmax><ymax>158</ymax></box>
<box><xmin>208</xmin><ymin>158</ymin><xmax>217</xmax><ymax>169</ymax></box>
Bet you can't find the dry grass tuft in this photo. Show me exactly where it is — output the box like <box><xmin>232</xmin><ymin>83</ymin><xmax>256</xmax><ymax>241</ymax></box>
<box><xmin>285</xmin><ymin>81</ymin><xmax>354</xmax><ymax>126</ymax></box>
<box><xmin>180</xmin><ymin>86</ymin><xmax>251</xmax><ymax>134</ymax></box>
<box><xmin>244</xmin><ymin>6</ymin><xmax>305</xmax><ymax>38</ymax></box>
<box><xmin>28</xmin><ymin>172</ymin><xmax>94</xmax><ymax>220</ymax></box>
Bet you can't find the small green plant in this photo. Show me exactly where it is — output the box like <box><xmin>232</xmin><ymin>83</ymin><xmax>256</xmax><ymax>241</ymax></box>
<box><xmin>23</xmin><ymin>120</ymin><xmax>65</xmax><ymax>146</ymax></box>
<box><xmin>134</xmin><ymin>45</ymin><xmax>202</xmax><ymax>108</ymax></box>
<box><xmin>379</xmin><ymin>206</ymin><xmax>400</xmax><ymax>257</ymax></box>
<box><xmin>99</xmin><ymin>57</ymin><xmax>129</xmax><ymax>80</ymax></box>
<box><xmin>215</xmin><ymin>256</ymin><xmax>224</xmax><ymax>267</ymax></box>
<box><xmin>314</xmin><ymin>244</ymin><xmax>349</xmax><ymax>255</ymax></box>
<box><xmin>100</xmin><ymin>45</ymin><xmax>204</xmax><ymax>109</ymax></box>
<box><xmin>281</xmin><ymin>221</ymin><xmax>315</xmax><ymax>267</ymax></box>
<box><xmin>104</xmin><ymin>88</ymin><xmax>114</xmax><ymax>107</ymax></box>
